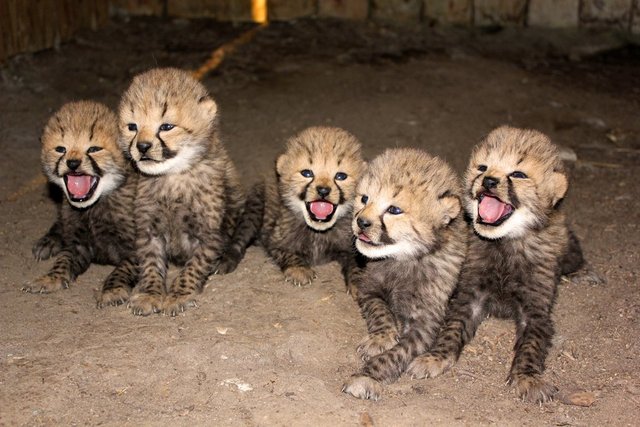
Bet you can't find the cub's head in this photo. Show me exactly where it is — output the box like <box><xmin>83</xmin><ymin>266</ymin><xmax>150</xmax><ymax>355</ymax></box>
<box><xmin>119</xmin><ymin>67</ymin><xmax>218</xmax><ymax>176</ymax></box>
<box><xmin>276</xmin><ymin>127</ymin><xmax>365</xmax><ymax>231</ymax></box>
<box><xmin>41</xmin><ymin>101</ymin><xmax>125</xmax><ymax>209</ymax></box>
<box><xmin>466</xmin><ymin>126</ymin><xmax>568</xmax><ymax>240</ymax></box>
<box><xmin>354</xmin><ymin>148</ymin><xmax>462</xmax><ymax>260</ymax></box>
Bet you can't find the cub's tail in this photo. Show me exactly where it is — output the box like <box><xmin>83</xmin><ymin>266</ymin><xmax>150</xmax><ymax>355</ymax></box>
<box><xmin>216</xmin><ymin>181</ymin><xmax>265</xmax><ymax>274</ymax></box>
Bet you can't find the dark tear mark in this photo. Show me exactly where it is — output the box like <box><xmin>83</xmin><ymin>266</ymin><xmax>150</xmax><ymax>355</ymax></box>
<box><xmin>88</xmin><ymin>155</ymin><xmax>104</xmax><ymax>177</ymax></box>
<box><xmin>55</xmin><ymin>155</ymin><xmax>65</xmax><ymax>176</ymax></box>
<box><xmin>156</xmin><ymin>132</ymin><xmax>177</xmax><ymax>159</ymax></box>
<box><xmin>379</xmin><ymin>215</ymin><xmax>394</xmax><ymax>245</ymax></box>
<box><xmin>299</xmin><ymin>180</ymin><xmax>313</xmax><ymax>201</ymax></box>
<box><xmin>337</xmin><ymin>183</ymin><xmax>345</xmax><ymax>204</ymax></box>
<box><xmin>507</xmin><ymin>178</ymin><xmax>520</xmax><ymax>208</ymax></box>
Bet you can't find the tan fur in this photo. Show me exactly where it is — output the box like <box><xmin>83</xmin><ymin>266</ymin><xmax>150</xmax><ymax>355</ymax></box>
<box><xmin>343</xmin><ymin>148</ymin><xmax>467</xmax><ymax>401</ymax></box>
<box><xmin>258</xmin><ymin>127</ymin><xmax>365</xmax><ymax>288</ymax></box>
<box><xmin>118</xmin><ymin>68</ymin><xmax>244</xmax><ymax>316</ymax></box>
<box><xmin>408</xmin><ymin>126</ymin><xmax>578</xmax><ymax>403</ymax></box>
<box><xmin>26</xmin><ymin>101</ymin><xmax>137</xmax><ymax>306</ymax></box>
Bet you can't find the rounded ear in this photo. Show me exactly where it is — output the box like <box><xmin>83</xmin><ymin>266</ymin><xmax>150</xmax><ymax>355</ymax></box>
<box><xmin>550</xmin><ymin>171</ymin><xmax>568</xmax><ymax>207</ymax></box>
<box><xmin>199</xmin><ymin>96</ymin><xmax>218</xmax><ymax>118</ymax></box>
<box><xmin>441</xmin><ymin>196</ymin><xmax>461</xmax><ymax>226</ymax></box>
<box><xmin>275</xmin><ymin>154</ymin><xmax>286</xmax><ymax>176</ymax></box>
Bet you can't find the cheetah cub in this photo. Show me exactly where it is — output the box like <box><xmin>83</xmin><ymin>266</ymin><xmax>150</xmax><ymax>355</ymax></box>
<box><xmin>25</xmin><ymin>101</ymin><xmax>137</xmax><ymax>307</ymax></box>
<box><xmin>408</xmin><ymin>126</ymin><xmax>580</xmax><ymax>403</ymax></box>
<box><xmin>119</xmin><ymin>68</ymin><xmax>244</xmax><ymax>316</ymax></box>
<box><xmin>220</xmin><ymin>127</ymin><xmax>365</xmax><ymax>291</ymax></box>
<box><xmin>342</xmin><ymin>148</ymin><xmax>467</xmax><ymax>401</ymax></box>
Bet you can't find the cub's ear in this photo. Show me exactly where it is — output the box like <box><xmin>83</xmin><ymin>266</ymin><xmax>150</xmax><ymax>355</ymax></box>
<box><xmin>275</xmin><ymin>154</ymin><xmax>286</xmax><ymax>176</ymax></box>
<box><xmin>198</xmin><ymin>96</ymin><xmax>218</xmax><ymax>118</ymax></box>
<box><xmin>440</xmin><ymin>195</ymin><xmax>461</xmax><ymax>226</ymax></box>
<box><xmin>550</xmin><ymin>171</ymin><xmax>568</xmax><ymax>207</ymax></box>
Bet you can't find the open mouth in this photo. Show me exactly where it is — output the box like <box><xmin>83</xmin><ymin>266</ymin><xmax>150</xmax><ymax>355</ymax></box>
<box><xmin>357</xmin><ymin>232</ymin><xmax>378</xmax><ymax>245</ymax></box>
<box><xmin>306</xmin><ymin>200</ymin><xmax>337</xmax><ymax>222</ymax></box>
<box><xmin>477</xmin><ymin>193</ymin><xmax>514</xmax><ymax>226</ymax></box>
<box><xmin>64</xmin><ymin>173</ymin><xmax>99</xmax><ymax>202</ymax></box>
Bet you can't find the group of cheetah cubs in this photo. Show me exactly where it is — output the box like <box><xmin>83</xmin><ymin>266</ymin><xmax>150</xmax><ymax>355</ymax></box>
<box><xmin>25</xmin><ymin>67</ymin><xmax>586</xmax><ymax>404</ymax></box>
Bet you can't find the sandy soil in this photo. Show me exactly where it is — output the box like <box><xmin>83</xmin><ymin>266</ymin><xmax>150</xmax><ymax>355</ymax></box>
<box><xmin>1</xmin><ymin>18</ymin><xmax>639</xmax><ymax>426</ymax></box>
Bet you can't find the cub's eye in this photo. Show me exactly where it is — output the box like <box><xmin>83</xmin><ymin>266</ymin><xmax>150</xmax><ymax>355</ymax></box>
<box><xmin>335</xmin><ymin>172</ymin><xmax>347</xmax><ymax>181</ymax></box>
<box><xmin>387</xmin><ymin>206</ymin><xmax>403</xmax><ymax>215</ymax></box>
<box><xmin>127</xmin><ymin>123</ymin><xmax>137</xmax><ymax>132</ymax></box>
<box><xmin>159</xmin><ymin>123</ymin><xmax>175</xmax><ymax>132</ymax></box>
<box><xmin>87</xmin><ymin>146</ymin><xmax>102</xmax><ymax>154</ymax></box>
<box><xmin>361</xmin><ymin>195</ymin><xmax>368</xmax><ymax>204</ymax></box>
<box><xmin>510</xmin><ymin>171</ymin><xmax>528</xmax><ymax>179</ymax></box>
<box><xmin>54</xmin><ymin>146</ymin><xmax>66</xmax><ymax>153</ymax></box>
<box><xmin>300</xmin><ymin>169</ymin><xmax>314</xmax><ymax>178</ymax></box>
<box><xmin>477</xmin><ymin>165</ymin><xmax>487</xmax><ymax>172</ymax></box>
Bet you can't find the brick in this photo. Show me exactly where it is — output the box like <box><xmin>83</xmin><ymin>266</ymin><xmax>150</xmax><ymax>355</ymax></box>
<box><xmin>528</xmin><ymin>0</ymin><xmax>579</xmax><ymax>28</ymax></box>
<box><xmin>371</xmin><ymin>0</ymin><xmax>422</xmax><ymax>24</ymax></box>
<box><xmin>474</xmin><ymin>0</ymin><xmax>527</xmax><ymax>26</ymax></box>
<box><xmin>423</xmin><ymin>0</ymin><xmax>472</xmax><ymax>25</ymax></box>
<box><xmin>581</xmin><ymin>0</ymin><xmax>633</xmax><ymax>30</ymax></box>
<box><xmin>110</xmin><ymin>0</ymin><xmax>164</xmax><ymax>16</ymax></box>
<box><xmin>167</xmin><ymin>0</ymin><xmax>253</xmax><ymax>21</ymax></box>
<box><xmin>268</xmin><ymin>0</ymin><xmax>316</xmax><ymax>20</ymax></box>
<box><xmin>318</xmin><ymin>0</ymin><xmax>369</xmax><ymax>20</ymax></box>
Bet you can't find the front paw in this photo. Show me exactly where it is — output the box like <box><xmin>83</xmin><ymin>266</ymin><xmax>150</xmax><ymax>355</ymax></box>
<box><xmin>96</xmin><ymin>286</ymin><xmax>131</xmax><ymax>308</ymax></box>
<box><xmin>508</xmin><ymin>373</ymin><xmax>558</xmax><ymax>403</ymax></box>
<box><xmin>32</xmin><ymin>236</ymin><xmax>62</xmax><ymax>261</ymax></box>
<box><xmin>407</xmin><ymin>353</ymin><xmax>455</xmax><ymax>379</ymax></box>
<box><xmin>22</xmin><ymin>274</ymin><xmax>70</xmax><ymax>294</ymax></box>
<box><xmin>283</xmin><ymin>266</ymin><xmax>316</xmax><ymax>286</ymax></box>
<box><xmin>128</xmin><ymin>292</ymin><xmax>163</xmax><ymax>316</ymax></box>
<box><xmin>342</xmin><ymin>375</ymin><xmax>384</xmax><ymax>401</ymax></box>
<box><xmin>163</xmin><ymin>293</ymin><xmax>199</xmax><ymax>316</ymax></box>
<box><xmin>357</xmin><ymin>331</ymin><xmax>399</xmax><ymax>360</ymax></box>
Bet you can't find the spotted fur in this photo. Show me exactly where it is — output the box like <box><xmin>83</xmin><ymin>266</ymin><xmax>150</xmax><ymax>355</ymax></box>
<box><xmin>220</xmin><ymin>127</ymin><xmax>365</xmax><ymax>291</ymax></box>
<box><xmin>342</xmin><ymin>148</ymin><xmax>467</xmax><ymax>401</ymax></box>
<box><xmin>408</xmin><ymin>126</ymin><xmax>580</xmax><ymax>403</ymax></box>
<box><xmin>25</xmin><ymin>101</ymin><xmax>137</xmax><ymax>307</ymax></box>
<box><xmin>119</xmin><ymin>68</ymin><xmax>244</xmax><ymax>316</ymax></box>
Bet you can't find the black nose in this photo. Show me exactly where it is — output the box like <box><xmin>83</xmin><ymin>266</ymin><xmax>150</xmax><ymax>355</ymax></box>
<box><xmin>66</xmin><ymin>159</ymin><xmax>81</xmax><ymax>171</ymax></box>
<box><xmin>357</xmin><ymin>217</ymin><xmax>371</xmax><ymax>230</ymax></box>
<box><xmin>136</xmin><ymin>141</ymin><xmax>152</xmax><ymax>154</ymax></box>
<box><xmin>482</xmin><ymin>176</ymin><xmax>499</xmax><ymax>190</ymax></box>
<box><xmin>317</xmin><ymin>186</ymin><xmax>331</xmax><ymax>198</ymax></box>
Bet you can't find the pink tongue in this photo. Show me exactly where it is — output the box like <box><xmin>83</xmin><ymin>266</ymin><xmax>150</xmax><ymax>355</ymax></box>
<box><xmin>478</xmin><ymin>196</ymin><xmax>507</xmax><ymax>223</ymax></box>
<box><xmin>67</xmin><ymin>175</ymin><xmax>93</xmax><ymax>198</ymax></box>
<box><xmin>309</xmin><ymin>201</ymin><xmax>334</xmax><ymax>220</ymax></box>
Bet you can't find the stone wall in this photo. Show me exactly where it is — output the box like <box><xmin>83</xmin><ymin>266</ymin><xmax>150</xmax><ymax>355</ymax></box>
<box><xmin>146</xmin><ymin>0</ymin><xmax>640</xmax><ymax>34</ymax></box>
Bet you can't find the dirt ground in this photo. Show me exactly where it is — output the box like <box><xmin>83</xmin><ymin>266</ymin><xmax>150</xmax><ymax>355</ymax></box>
<box><xmin>1</xmin><ymin>17</ymin><xmax>639</xmax><ymax>426</ymax></box>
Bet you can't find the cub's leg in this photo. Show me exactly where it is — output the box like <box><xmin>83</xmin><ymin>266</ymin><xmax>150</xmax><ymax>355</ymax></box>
<box><xmin>23</xmin><ymin>246</ymin><xmax>91</xmax><ymax>293</ymax></box>
<box><xmin>342</xmin><ymin>294</ymin><xmax>399</xmax><ymax>401</ymax></box>
<box><xmin>408</xmin><ymin>287</ymin><xmax>486</xmax><ymax>379</ymax></box>
<box><xmin>97</xmin><ymin>259</ymin><xmax>137</xmax><ymax>308</ymax></box>
<box><xmin>268</xmin><ymin>245</ymin><xmax>316</xmax><ymax>286</ymax></box>
<box><xmin>343</xmin><ymin>315</ymin><xmax>440</xmax><ymax>401</ymax></box>
<box><xmin>32</xmin><ymin>220</ymin><xmax>63</xmax><ymax>261</ymax></box>
<box><xmin>355</xmin><ymin>295</ymin><xmax>400</xmax><ymax>360</ymax></box>
<box><xmin>129</xmin><ymin>236</ymin><xmax>167</xmax><ymax>316</ymax></box>
<box><xmin>507</xmin><ymin>274</ymin><xmax>558</xmax><ymax>403</ymax></box>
